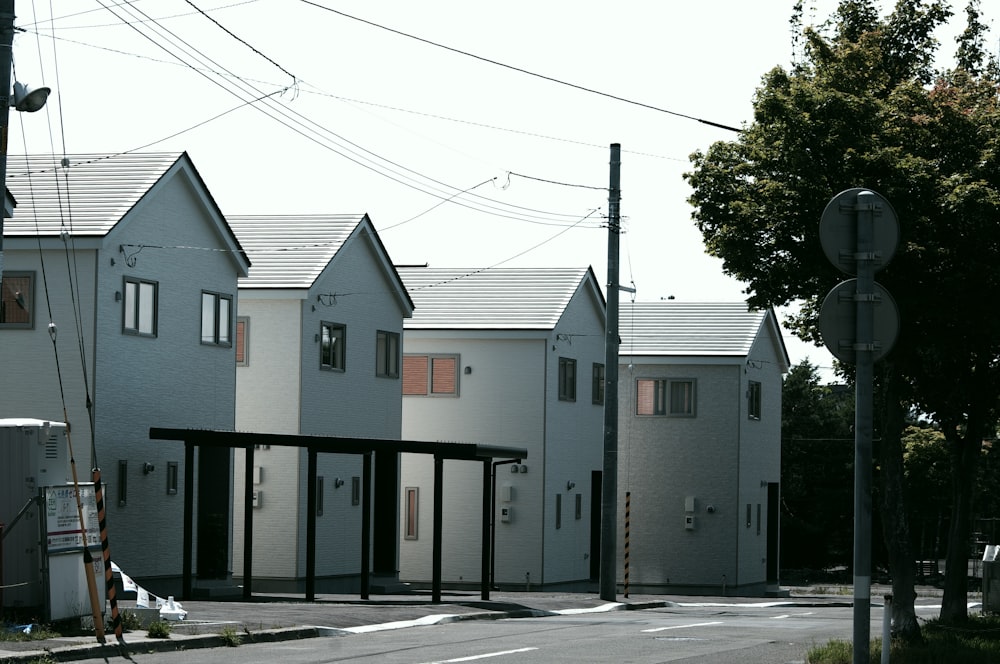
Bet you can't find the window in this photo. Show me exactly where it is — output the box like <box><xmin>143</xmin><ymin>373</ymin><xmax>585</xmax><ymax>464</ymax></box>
<box><xmin>558</xmin><ymin>357</ymin><xmax>576</xmax><ymax>402</ymax></box>
<box><xmin>402</xmin><ymin>355</ymin><xmax>459</xmax><ymax>396</ymax></box>
<box><xmin>352</xmin><ymin>476</ymin><xmax>361</xmax><ymax>506</ymax></box>
<box><xmin>201</xmin><ymin>291</ymin><xmax>232</xmax><ymax>345</ymax></box>
<box><xmin>0</xmin><ymin>271</ymin><xmax>33</xmax><ymax>328</ymax></box>
<box><xmin>376</xmin><ymin>330</ymin><xmax>400</xmax><ymax>378</ymax></box>
<box><xmin>166</xmin><ymin>461</ymin><xmax>178</xmax><ymax>495</ymax></box>
<box><xmin>575</xmin><ymin>493</ymin><xmax>582</xmax><ymax>520</ymax></box>
<box><xmin>123</xmin><ymin>277</ymin><xmax>157</xmax><ymax>336</ymax></box>
<box><xmin>592</xmin><ymin>363</ymin><xmax>605</xmax><ymax>405</ymax></box>
<box><xmin>636</xmin><ymin>379</ymin><xmax>696</xmax><ymax>416</ymax></box>
<box><xmin>748</xmin><ymin>381</ymin><xmax>762</xmax><ymax>420</ymax></box>
<box><xmin>555</xmin><ymin>493</ymin><xmax>562</xmax><ymax>529</ymax></box>
<box><xmin>404</xmin><ymin>487</ymin><xmax>419</xmax><ymax>540</ymax></box>
<box><xmin>316</xmin><ymin>476</ymin><xmax>325</xmax><ymax>517</ymax></box>
<box><xmin>118</xmin><ymin>460</ymin><xmax>128</xmax><ymax>507</ymax></box>
<box><xmin>235</xmin><ymin>317</ymin><xmax>249</xmax><ymax>366</ymax></box>
<box><xmin>320</xmin><ymin>322</ymin><xmax>346</xmax><ymax>370</ymax></box>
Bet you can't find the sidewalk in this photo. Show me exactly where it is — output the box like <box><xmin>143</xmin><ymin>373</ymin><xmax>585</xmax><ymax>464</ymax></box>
<box><xmin>0</xmin><ymin>586</ymin><xmax>940</xmax><ymax>663</ymax></box>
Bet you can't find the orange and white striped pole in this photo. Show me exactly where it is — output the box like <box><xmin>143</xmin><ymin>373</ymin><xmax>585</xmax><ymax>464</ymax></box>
<box><xmin>623</xmin><ymin>491</ymin><xmax>630</xmax><ymax>598</ymax></box>
<box><xmin>93</xmin><ymin>468</ymin><xmax>123</xmax><ymax>643</ymax></box>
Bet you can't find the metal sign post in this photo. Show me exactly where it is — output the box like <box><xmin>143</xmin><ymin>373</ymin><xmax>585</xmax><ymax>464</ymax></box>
<box><xmin>819</xmin><ymin>188</ymin><xmax>899</xmax><ymax>664</ymax></box>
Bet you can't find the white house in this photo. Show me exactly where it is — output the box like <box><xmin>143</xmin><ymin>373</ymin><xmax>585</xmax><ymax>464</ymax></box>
<box><xmin>0</xmin><ymin>152</ymin><xmax>250</xmax><ymax>596</ymax></box>
<box><xmin>616</xmin><ymin>301</ymin><xmax>789</xmax><ymax>596</ymax></box>
<box><xmin>396</xmin><ymin>266</ymin><xmax>606</xmax><ymax>590</ymax></box>
<box><xmin>228</xmin><ymin>214</ymin><xmax>413</xmax><ymax>593</ymax></box>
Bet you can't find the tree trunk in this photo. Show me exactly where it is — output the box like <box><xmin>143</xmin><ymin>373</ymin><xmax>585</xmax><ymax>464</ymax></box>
<box><xmin>877</xmin><ymin>365</ymin><xmax>921</xmax><ymax>641</ymax></box>
<box><xmin>940</xmin><ymin>425</ymin><xmax>984</xmax><ymax>623</ymax></box>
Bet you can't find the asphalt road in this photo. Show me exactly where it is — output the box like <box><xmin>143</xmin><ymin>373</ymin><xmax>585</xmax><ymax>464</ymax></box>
<box><xmin>55</xmin><ymin>597</ymin><xmax>935</xmax><ymax>664</ymax></box>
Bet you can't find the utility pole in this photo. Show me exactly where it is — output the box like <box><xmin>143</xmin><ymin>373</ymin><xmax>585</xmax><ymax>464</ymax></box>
<box><xmin>0</xmin><ymin>0</ymin><xmax>15</xmax><ymax>282</ymax></box>
<box><xmin>600</xmin><ymin>143</ymin><xmax>621</xmax><ymax>602</ymax></box>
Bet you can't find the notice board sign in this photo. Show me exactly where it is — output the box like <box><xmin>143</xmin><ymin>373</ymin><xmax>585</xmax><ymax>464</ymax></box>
<box><xmin>44</xmin><ymin>484</ymin><xmax>100</xmax><ymax>554</ymax></box>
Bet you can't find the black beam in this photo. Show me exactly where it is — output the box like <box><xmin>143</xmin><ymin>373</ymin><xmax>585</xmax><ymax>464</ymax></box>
<box><xmin>242</xmin><ymin>444</ymin><xmax>254</xmax><ymax>601</ymax></box>
<box><xmin>481</xmin><ymin>460</ymin><xmax>490</xmax><ymax>601</ymax></box>
<box><xmin>150</xmin><ymin>428</ymin><xmax>526</xmax><ymax>461</ymax></box>
<box><xmin>306</xmin><ymin>448</ymin><xmax>317</xmax><ymax>601</ymax></box>
<box><xmin>182</xmin><ymin>442</ymin><xmax>194</xmax><ymax>600</ymax></box>
<box><xmin>432</xmin><ymin>455</ymin><xmax>444</xmax><ymax>603</ymax></box>
<box><xmin>361</xmin><ymin>452</ymin><xmax>372</xmax><ymax>599</ymax></box>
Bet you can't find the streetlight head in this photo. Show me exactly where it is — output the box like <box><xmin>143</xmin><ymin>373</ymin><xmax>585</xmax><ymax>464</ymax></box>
<box><xmin>12</xmin><ymin>81</ymin><xmax>49</xmax><ymax>112</ymax></box>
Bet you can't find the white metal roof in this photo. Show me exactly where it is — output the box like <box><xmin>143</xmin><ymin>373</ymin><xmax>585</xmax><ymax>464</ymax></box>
<box><xmin>398</xmin><ymin>266</ymin><xmax>595</xmax><ymax>330</ymax></box>
<box><xmin>3</xmin><ymin>152</ymin><xmax>184</xmax><ymax>236</ymax></box>
<box><xmin>227</xmin><ymin>214</ymin><xmax>365</xmax><ymax>289</ymax></box>
<box><xmin>618</xmin><ymin>301</ymin><xmax>771</xmax><ymax>357</ymax></box>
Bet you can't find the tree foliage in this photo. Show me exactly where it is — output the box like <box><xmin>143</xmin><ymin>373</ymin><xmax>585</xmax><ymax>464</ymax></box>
<box><xmin>686</xmin><ymin>0</ymin><xmax>1000</xmax><ymax>627</ymax></box>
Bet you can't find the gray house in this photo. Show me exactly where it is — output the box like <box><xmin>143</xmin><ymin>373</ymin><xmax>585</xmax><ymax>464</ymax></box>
<box><xmin>616</xmin><ymin>301</ymin><xmax>789</xmax><ymax>596</ymax></box>
<box><xmin>228</xmin><ymin>214</ymin><xmax>413</xmax><ymax>592</ymax></box>
<box><xmin>397</xmin><ymin>266</ymin><xmax>606</xmax><ymax>590</ymax></box>
<box><xmin>0</xmin><ymin>152</ymin><xmax>250</xmax><ymax>595</ymax></box>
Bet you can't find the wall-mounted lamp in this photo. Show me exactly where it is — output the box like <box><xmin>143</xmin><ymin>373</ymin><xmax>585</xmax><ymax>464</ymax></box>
<box><xmin>464</xmin><ymin>366</ymin><xmax>472</xmax><ymax>375</ymax></box>
<box><xmin>566</xmin><ymin>480</ymin><xmax>575</xmax><ymax>491</ymax></box>
<box><xmin>510</xmin><ymin>464</ymin><xmax>520</xmax><ymax>473</ymax></box>
<box><xmin>114</xmin><ymin>291</ymin><xmax>122</xmax><ymax>302</ymax></box>
<box><xmin>142</xmin><ymin>462</ymin><xmax>155</xmax><ymax>475</ymax></box>
<box><xmin>334</xmin><ymin>477</ymin><xmax>345</xmax><ymax>488</ymax></box>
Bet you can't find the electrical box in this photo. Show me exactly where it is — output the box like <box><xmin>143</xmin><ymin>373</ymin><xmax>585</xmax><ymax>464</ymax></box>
<box><xmin>500</xmin><ymin>506</ymin><xmax>512</xmax><ymax>523</ymax></box>
<box><xmin>685</xmin><ymin>515</ymin><xmax>696</xmax><ymax>530</ymax></box>
<box><xmin>1</xmin><ymin>419</ymin><xmax>72</xmax><ymax>609</ymax></box>
<box><xmin>684</xmin><ymin>496</ymin><xmax>696</xmax><ymax>512</ymax></box>
<box><xmin>252</xmin><ymin>465</ymin><xmax>263</xmax><ymax>485</ymax></box>
<box><xmin>501</xmin><ymin>483</ymin><xmax>513</xmax><ymax>502</ymax></box>
<box><xmin>252</xmin><ymin>490</ymin><xmax>263</xmax><ymax>508</ymax></box>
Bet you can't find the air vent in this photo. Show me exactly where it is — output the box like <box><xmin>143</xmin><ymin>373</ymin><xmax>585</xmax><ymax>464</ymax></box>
<box><xmin>44</xmin><ymin>433</ymin><xmax>60</xmax><ymax>459</ymax></box>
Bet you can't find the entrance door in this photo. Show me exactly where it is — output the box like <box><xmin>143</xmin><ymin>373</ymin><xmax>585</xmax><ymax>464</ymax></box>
<box><xmin>196</xmin><ymin>446</ymin><xmax>231</xmax><ymax>579</ymax></box>
<box><xmin>372</xmin><ymin>451</ymin><xmax>399</xmax><ymax>575</ymax></box>
<box><xmin>590</xmin><ymin>471</ymin><xmax>602</xmax><ymax>580</ymax></box>
<box><xmin>766</xmin><ymin>482</ymin><xmax>780</xmax><ymax>585</ymax></box>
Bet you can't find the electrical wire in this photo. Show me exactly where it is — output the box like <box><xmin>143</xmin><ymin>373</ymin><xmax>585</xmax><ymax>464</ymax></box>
<box><xmin>300</xmin><ymin>0</ymin><xmax>742</xmax><ymax>133</ymax></box>
<box><xmin>89</xmin><ymin>1</ymin><xmax>592</xmax><ymax>228</ymax></box>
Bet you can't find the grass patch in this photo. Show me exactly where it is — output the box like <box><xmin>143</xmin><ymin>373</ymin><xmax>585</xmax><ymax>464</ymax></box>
<box><xmin>220</xmin><ymin>625</ymin><xmax>242</xmax><ymax>647</ymax></box>
<box><xmin>807</xmin><ymin>615</ymin><xmax>1000</xmax><ymax>663</ymax></box>
<box><xmin>146</xmin><ymin>620</ymin><xmax>173</xmax><ymax>639</ymax></box>
<box><xmin>0</xmin><ymin>623</ymin><xmax>61</xmax><ymax>642</ymax></box>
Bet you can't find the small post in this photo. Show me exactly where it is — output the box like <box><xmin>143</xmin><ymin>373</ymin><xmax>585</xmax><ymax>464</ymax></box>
<box><xmin>623</xmin><ymin>491</ymin><xmax>630</xmax><ymax>598</ymax></box>
<box><xmin>882</xmin><ymin>594</ymin><xmax>893</xmax><ymax>664</ymax></box>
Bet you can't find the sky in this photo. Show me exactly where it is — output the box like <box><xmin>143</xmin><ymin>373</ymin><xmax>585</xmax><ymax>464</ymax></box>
<box><xmin>7</xmin><ymin>1</ymin><xmax>994</xmax><ymax>381</ymax></box>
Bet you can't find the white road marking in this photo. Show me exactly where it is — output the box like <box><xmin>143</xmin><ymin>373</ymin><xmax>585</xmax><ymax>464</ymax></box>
<box><xmin>417</xmin><ymin>647</ymin><xmax>539</xmax><ymax>663</ymax></box>
<box><xmin>642</xmin><ymin>620</ymin><xmax>724</xmax><ymax>633</ymax></box>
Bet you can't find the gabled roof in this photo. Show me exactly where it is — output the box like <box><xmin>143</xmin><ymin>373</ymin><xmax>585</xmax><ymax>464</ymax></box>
<box><xmin>5</xmin><ymin>152</ymin><xmax>185</xmax><ymax>235</ymax></box>
<box><xmin>619</xmin><ymin>301</ymin><xmax>786</xmax><ymax>361</ymax></box>
<box><xmin>228</xmin><ymin>214</ymin><xmax>363</xmax><ymax>289</ymax></box>
<box><xmin>2</xmin><ymin>152</ymin><xmax>249</xmax><ymax>273</ymax></box>
<box><xmin>398</xmin><ymin>266</ymin><xmax>602</xmax><ymax>330</ymax></box>
<box><xmin>227</xmin><ymin>214</ymin><xmax>414</xmax><ymax>314</ymax></box>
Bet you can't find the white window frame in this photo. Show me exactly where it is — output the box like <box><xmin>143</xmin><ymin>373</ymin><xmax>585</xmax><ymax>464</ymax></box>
<box><xmin>201</xmin><ymin>291</ymin><xmax>233</xmax><ymax>346</ymax></box>
<box><xmin>636</xmin><ymin>378</ymin><xmax>697</xmax><ymax>417</ymax></box>
<box><xmin>123</xmin><ymin>277</ymin><xmax>157</xmax><ymax>337</ymax></box>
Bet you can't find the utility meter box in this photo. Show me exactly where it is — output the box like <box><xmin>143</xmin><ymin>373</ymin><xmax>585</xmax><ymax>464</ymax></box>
<box><xmin>984</xmin><ymin>545</ymin><xmax>1000</xmax><ymax>615</ymax></box>
<box><xmin>1</xmin><ymin>419</ymin><xmax>72</xmax><ymax>609</ymax></box>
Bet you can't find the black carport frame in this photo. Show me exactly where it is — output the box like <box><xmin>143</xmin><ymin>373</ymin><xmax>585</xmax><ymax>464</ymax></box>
<box><xmin>149</xmin><ymin>428</ymin><xmax>525</xmax><ymax>604</ymax></box>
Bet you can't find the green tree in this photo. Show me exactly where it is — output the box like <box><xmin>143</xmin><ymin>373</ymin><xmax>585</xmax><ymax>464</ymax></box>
<box><xmin>685</xmin><ymin>0</ymin><xmax>1000</xmax><ymax>632</ymax></box>
<box><xmin>781</xmin><ymin>361</ymin><xmax>855</xmax><ymax>572</ymax></box>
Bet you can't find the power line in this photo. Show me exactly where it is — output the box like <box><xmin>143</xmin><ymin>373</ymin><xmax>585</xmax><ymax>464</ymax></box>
<box><xmin>300</xmin><ymin>0</ymin><xmax>742</xmax><ymax>133</ymax></box>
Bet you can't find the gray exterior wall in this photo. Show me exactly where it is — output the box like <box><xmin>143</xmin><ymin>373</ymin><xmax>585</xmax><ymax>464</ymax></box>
<box><xmin>1</xmin><ymin>167</ymin><xmax>245</xmax><ymax>587</ymax></box>
<box><xmin>615</xmin><ymin>322</ymin><xmax>785</xmax><ymax>595</ymax></box>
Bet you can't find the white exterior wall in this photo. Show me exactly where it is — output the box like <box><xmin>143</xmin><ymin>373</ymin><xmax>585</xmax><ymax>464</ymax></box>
<box><xmin>735</xmin><ymin>329</ymin><xmax>784</xmax><ymax>587</ymax></box>
<box><xmin>400</xmin><ymin>336</ymin><xmax>545</xmax><ymax>584</ymax></box>
<box><xmin>399</xmin><ymin>281</ymin><xmax>605</xmax><ymax>588</ymax></box>
<box><xmin>542</xmin><ymin>288</ymin><xmax>605</xmax><ymax>585</ymax></box>
<box><xmin>235</xmin><ymin>226</ymin><xmax>407</xmax><ymax>582</ymax></box>
<box><xmin>617</xmin><ymin>361</ymin><xmax>742</xmax><ymax>590</ymax></box>
<box><xmin>233</xmin><ymin>298</ymin><xmax>302</xmax><ymax>579</ymax></box>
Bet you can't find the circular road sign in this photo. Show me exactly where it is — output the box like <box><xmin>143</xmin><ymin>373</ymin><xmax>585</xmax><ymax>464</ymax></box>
<box><xmin>819</xmin><ymin>279</ymin><xmax>900</xmax><ymax>364</ymax></box>
<box><xmin>819</xmin><ymin>188</ymin><xmax>899</xmax><ymax>275</ymax></box>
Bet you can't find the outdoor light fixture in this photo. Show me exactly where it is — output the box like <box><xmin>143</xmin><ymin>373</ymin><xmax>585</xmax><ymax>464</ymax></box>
<box><xmin>566</xmin><ymin>481</ymin><xmax>575</xmax><ymax>491</ymax></box>
<box><xmin>142</xmin><ymin>462</ymin><xmax>155</xmax><ymax>475</ymax></box>
<box><xmin>334</xmin><ymin>477</ymin><xmax>345</xmax><ymax>488</ymax></box>
<box><xmin>11</xmin><ymin>81</ymin><xmax>49</xmax><ymax>112</ymax></box>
